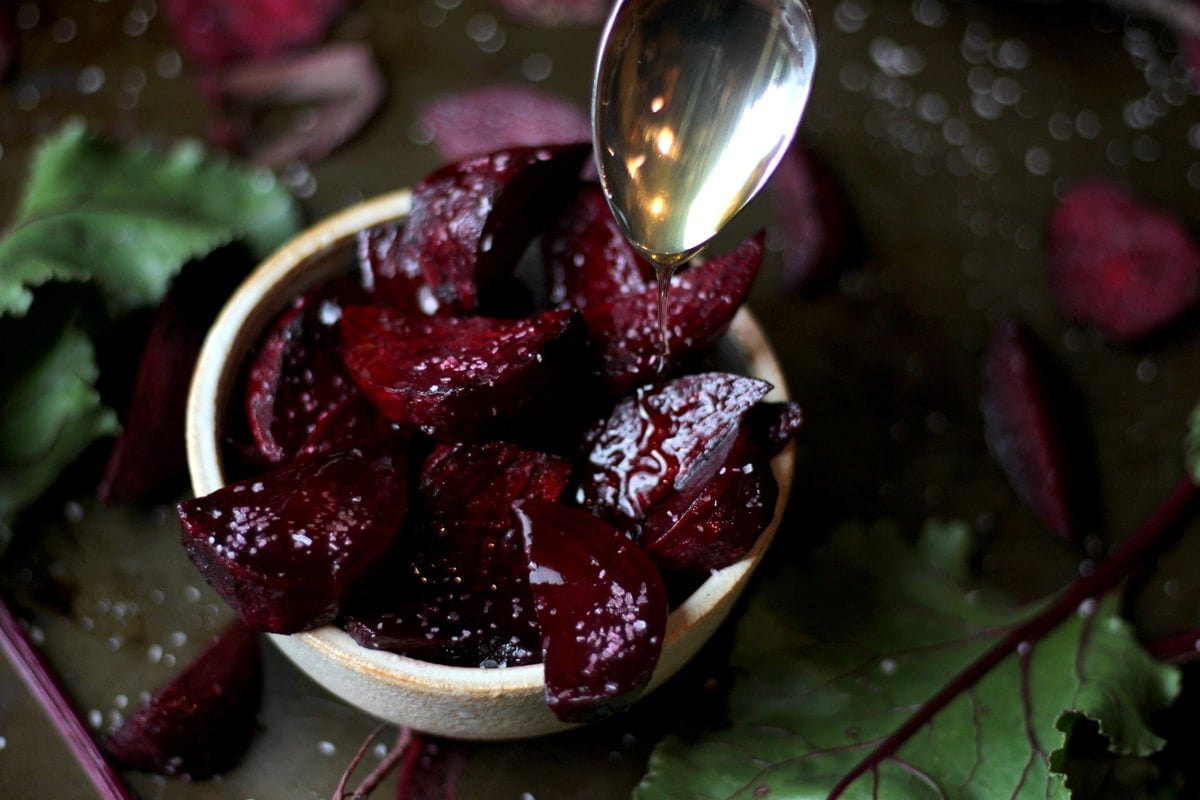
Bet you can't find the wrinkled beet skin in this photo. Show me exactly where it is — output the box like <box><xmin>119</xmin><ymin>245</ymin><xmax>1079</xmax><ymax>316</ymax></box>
<box><xmin>1044</xmin><ymin>179</ymin><xmax>1200</xmax><ymax>345</ymax></box>
<box><xmin>581</xmin><ymin>232</ymin><xmax>765</xmax><ymax>395</ymax></box>
<box><xmin>370</xmin><ymin>144</ymin><xmax>591</xmax><ymax>315</ymax></box>
<box><xmin>980</xmin><ymin>319</ymin><xmax>1090</xmax><ymax>542</ymax></box>
<box><xmin>543</xmin><ymin>182</ymin><xmax>655</xmax><ymax>309</ymax></box>
<box><xmin>245</xmin><ymin>275</ymin><xmax>369</xmax><ymax>464</ymax></box>
<box><xmin>339</xmin><ymin>304</ymin><xmax>585</xmax><ymax>440</ymax></box>
<box><xmin>178</xmin><ymin>446</ymin><xmax>407</xmax><ymax>633</ymax></box>
<box><xmin>640</xmin><ymin>401</ymin><xmax>802</xmax><ymax>574</ymax></box>
<box><xmin>104</xmin><ymin>620</ymin><xmax>262</xmax><ymax>779</ymax></box>
<box><xmin>516</xmin><ymin>499</ymin><xmax>668</xmax><ymax>723</ymax></box>
<box><xmin>344</xmin><ymin>441</ymin><xmax>571</xmax><ymax>667</ymax></box>
<box><xmin>577</xmin><ymin>372</ymin><xmax>773</xmax><ymax>530</ymax></box>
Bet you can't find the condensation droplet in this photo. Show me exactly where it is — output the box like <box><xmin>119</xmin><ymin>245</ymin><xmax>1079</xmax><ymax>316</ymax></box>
<box><xmin>1025</xmin><ymin>146</ymin><xmax>1051</xmax><ymax>176</ymax></box>
<box><xmin>77</xmin><ymin>66</ymin><xmax>106</xmax><ymax>95</ymax></box>
<box><xmin>156</xmin><ymin>50</ymin><xmax>183</xmax><ymax>79</ymax></box>
<box><xmin>1136</xmin><ymin>358</ymin><xmax>1157</xmax><ymax>384</ymax></box>
<box><xmin>1075</xmin><ymin>110</ymin><xmax>1101</xmax><ymax>139</ymax></box>
<box><xmin>318</xmin><ymin>741</ymin><xmax>337</xmax><ymax>756</ymax></box>
<box><xmin>51</xmin><ymin>16</ymin><xmax>78</xmax><ymax>43</ymax></box>
<box><xmin>879</xmin><ymin>657</ymin><xmax>898</xmax><ymax>675</ymax></box>
<box><xmin>521</xmin><ymin>53</ymin><xmax>553</xmax><ymax>82</ymax></box>
<box><xmin>1163</xmin><ymin>578</ymin><xmax>1181</xmax><ymax>598</ymax></box>
<box><xmin>15</xmin><ymin>3</ymin><xmax>39</xmax><ymax>30</ymax></box>
<box><xmin>839</xmin><ymin>62</ymin><xmax>870</xmax><ymax>93</ymax></box>
<box><xmin>911</xmin><ymin>0</ymin><xmax>947</xmax><ymax>28</ymax></box>
<box><xmin>833</xmin><ymin>0</ymin><xmax>871</xmax><ymax>34</ymax></box>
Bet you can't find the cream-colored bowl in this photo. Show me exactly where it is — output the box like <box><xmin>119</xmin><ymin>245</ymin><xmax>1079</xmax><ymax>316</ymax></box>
<box><xmin>185</xmin><ymin>189</ymin><xmax>794</xmax><ymax>740</ymax></box>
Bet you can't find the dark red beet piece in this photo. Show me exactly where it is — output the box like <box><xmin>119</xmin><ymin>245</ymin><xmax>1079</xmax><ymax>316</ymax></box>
<box><xmin>543</xmin><ymin>182</ymin><xmax>655</xmax><ymax>310</ymax></box>
<box><xmin>418</xmin><ymin>85</ymin><xmax>591</xmax><ymax>163</ymax></box>
<box><xmin>581</xmin><ymin>232</ymin><xmax>765</xmax><ymax>395</ymax></box>
<box><xmin>576</xmin><ymin>371</ymin><xmax>773</xmax><ymax>530</ymax></box>
<box><xmin>515</xmin><ymin>499</ymin><xmax>668</xmax><ymax>723</ymax></box>
<box><xmin>773</xmin><ymin>142</ymin><xmax>852</xmax><ymax>295</ymax></box>
<box><xmin>640</xmin><ymin>401</ymin><xmax>802</xmax><ymax>574</ymax></box>
<box><xmin>980</xmin><ymin>319</ymin><xmax>1090</xmax><ymax>542</ymax></box>
<box><xmin>1044</xmin><ymin>178</ymin><xmax>1200</xmax><ymax>344</ymax></box>
<box><xmin>367</xmin><ymin>144</ymin><xmax>590</xmax><ymax>315</ymax></box>
<box><xmin>104</xmin><ymin>620</ymin><xmax>262</xmax><ymax>779</ymax></box>
<box><xmin>245</xmin><ymin>275</ymin><xmax>369</xmax><ymax>464</ymax></box>
<box><xmin>161</xmin><ymin>0</ymin><xmax>350</xmax><ymax>68</ymax></box>
<box><xmin>296</xmin><ymin>392</ymin><xmax>395</xmax><ymax>458</ymax></box>
<box><xmin>344</xmin><ymin>441</ymin><xmax>571</xmax><ymax>667</ymax></box>
<box><xmin>339</xmin><ymin>304</ymin><xmax>583</xmax><ymax>440</ymax></box>
<box><xmin>178</xmin><ymin>445</ymin><xmax>407</xmax><ymax>633</ymax></box>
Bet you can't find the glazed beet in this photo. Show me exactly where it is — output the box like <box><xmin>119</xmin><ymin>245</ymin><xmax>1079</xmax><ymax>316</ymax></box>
<box><xmin>365</xmin><ymin>144</ymin><xmax>590</xmax><ymax>315</ymax></box>
<box><xmin>245</xmin><ymin>275</ymin><xmax>369</xmax><ymax>464</ymax></box>
<box><xmin>339</xmin><ymin>304</ymin><xmax>584</xmax><ymax>440</ymax></box>
<box><xmin>104</xmin><ymin>620</ymin><xmax>262</xmax><ymax>779</ymax></box>
<box><xmin>515</xmin><ymin>499</ymin><xmax>668</xmax><ymax>723</ymax></box>
<box><xmin>345</xmin><ymin>441</ymin><xmax>572</xmax><ymax>667</ymax></box>
<box><xmin>580</xmin><ymin>232</ymin><xmax>765</xmax><ymax>394</ymax></box>
<box><xmin>178</xmin><ymin>445</ymin><xmax>407</xmax><ymax>633</ymax></box>
<box><xmin>576</xmin><ymin>371</ymin><xmax>774</xmax><ymax>530</ymax></box>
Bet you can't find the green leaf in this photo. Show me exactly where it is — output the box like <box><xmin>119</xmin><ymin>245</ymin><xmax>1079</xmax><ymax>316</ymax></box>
<box><xmin>636</xmin><ymin>521</ymin><xmax>1180</xmax><ymax>800</ymax></box>
<box><xmin>0</xmin><ymin>314</ymin><xmax>118</xmax><ymax>526</ymax></box>
<box><xmin>0</xmin><ymin>118</ymin><xmax>300</xmax><ymax>317</ymax></box>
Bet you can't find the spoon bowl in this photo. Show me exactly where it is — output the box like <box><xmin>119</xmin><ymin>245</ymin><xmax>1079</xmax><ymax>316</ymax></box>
<box><xmin>592</xmin><ymin>0</ymin><xmax>818</xmax><ymax>267</ymax></box>
<box><xmin>185</xmin><ymin>190</ymin><xmax>794</xmax><ymax>740</ymax></box>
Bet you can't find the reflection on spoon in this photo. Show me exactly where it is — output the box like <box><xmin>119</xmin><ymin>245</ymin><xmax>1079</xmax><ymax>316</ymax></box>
<box><xmin>592</xmin><ymin>0</ymin><xmax>818</xmax><ymax>269</ymax></box>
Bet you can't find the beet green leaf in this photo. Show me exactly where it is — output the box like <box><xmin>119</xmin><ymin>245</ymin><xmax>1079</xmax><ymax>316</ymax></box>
<box><xmin>637</xmin><ymin>520</ymin><xmax>1180</xmax><ymax>800</ymax></box>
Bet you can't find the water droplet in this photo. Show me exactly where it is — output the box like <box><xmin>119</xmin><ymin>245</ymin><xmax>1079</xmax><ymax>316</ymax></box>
<box><xmin>156</xmin><ymin>50</ymin><xmax>183</xmax><ymax>79</ymax></box>
<box><xmin>833</xmin><ymin>0</ymin><xmax>871</xmax><ymax>33</ymax></box>
<box><xmin>15</xmin><ymin>3</ymin><xmax>39</xmax><ymax>29</ymax></box>
<box><xmin>879</xmin><ymin>657</ymin><xmax>897</xmax><ymax>675</ymax></box>
<box><xmin>911</xmin><ymin>0</ymin><xmax>947</xmax><ymax>28</ymax></box>
<box><xmin>521</xmin><ymin>53</ymin><xmax>553</xmax><ymax>82</ymax></box>
<box><xmin>1025</xmin><ymin>146</ymin><xmax>1051</xmax><ymax>176</ymax></box>
<box><xmin>77</xmin><ymin>66</ymin><xmax>106</xmax><ymax>95</ymax></box>
<box><xmin>51</xmin><ymin>16</ymin><xmax>78</xmax><ymax>43</ymax></box>
<box><xmin>318</xmin><ymin>741</ymin><xmax>337</xmax><ymax>756</ymax></box>
<box><xmin>1136</xmin><ymin>358</ymin><xmax>1157</xmax><ymax>384</ymax></box>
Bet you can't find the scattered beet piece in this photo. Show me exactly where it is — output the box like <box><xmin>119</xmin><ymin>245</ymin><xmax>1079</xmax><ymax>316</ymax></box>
<box><xmin>515</xmin><ymin>499</ymin><xmax>668</xmax><ymax>723</ymax></box>
<box><xmin>489</xmin><ymin>0</ymin><xmax>612</xmax><ymax>27</ymax></box>
<box><xmin>339</xmin><ymin>304</ymin><xmax>584</xmax><ymax>440</ymax></box>
<box><xmin>543</xmin><ymin>182</ymin><xmax>656</xmax><ymax>310</ymax></box>
<box><xmin>640</xmin><ymin>401</ymin><xmax>802</xmax><ymax>574</ymax></box>
<box><xmin>581</xmin><ymin>232</ymin><xmax>765</xmax><ymax>395</ymax></box>
<box><xmin>211</xmin><ymin>41</ymin><xmax>385</xmax><ymax>168</ymax></box>
<box><xmin>104</xmin><ymin>620</ymin><xmax>262</xmax><ymax>779</ymax></box>
<box><xmin>980</xmin><ymin>319</ymin><xmax>1092</xmax><ymax>543</ymax></box>
<box><xmin>417</xmin><ymin>85</ymin><xmax>592</xmax><ymax>163</ymax></box>
<box><xmin>369</xmin><ymin>144</ymin><xmax>590</xmax><ymax>315</ymax></box>
<box><xmin>576</xmin><ymin>371</ymin><xmax>773</xmax><ymax>531</ymax></box>
<box><xmin>161</xmin><ymin>0</ymin><xmax>351</xmax><ymax>68</ymax></box>
<box><xmin>245</xmin><ymin>275</ymin><xmax>369</xmax><ymax>465</ymax></box>
<box><xmin>100</xmin><ymin>251</ymin><xmax>250</xmax><ymax>504</ymax></box>
<box><xmin>1044</xmin><ymin>178</ymin><xmax>1200</xmax><ymax>345</ymax></box>
<box><xmin>772</xmin><ymin>142</ymin><xmax>852</xmax><ymax>295</ymax></box>
<box><xmin>178</xmin><ymin>445</ymin><xmax>407</xmax><ymax>633</ymax></box>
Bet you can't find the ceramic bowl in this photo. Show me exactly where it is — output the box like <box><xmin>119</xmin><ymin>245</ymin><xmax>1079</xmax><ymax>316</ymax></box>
<box><xmin>185</xmin><ymin>189</ymin><xmax>794</xmax><ymax>740</ymax></box>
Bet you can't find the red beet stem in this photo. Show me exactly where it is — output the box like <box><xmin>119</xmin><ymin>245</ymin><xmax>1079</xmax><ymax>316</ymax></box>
<box><xmin>1144</xmin><ymin>629</ymin><xmax>1200</xmax><ymax>664</ymax></box>
<box><xmin>0</xmin><ymin>595</ymin><xmax>138</xmax><ymax>800</ymax></box>
<box><xmin>827</xmin><ymin>473</ymin><xmax>1199</xmax><ymax>800</ymax></box>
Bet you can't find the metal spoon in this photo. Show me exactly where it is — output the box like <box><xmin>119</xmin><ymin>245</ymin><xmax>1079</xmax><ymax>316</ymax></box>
<box><xmin>592</xmin><ymin>0</ymin><xmax>818</xmax><ymax>270</ymax></box>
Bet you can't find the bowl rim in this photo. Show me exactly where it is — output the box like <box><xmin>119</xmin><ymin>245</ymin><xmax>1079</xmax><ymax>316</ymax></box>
<box><xmin>185</xmin><ymin>188</ymin><xmax>794</xmax><ymax>726</ymax></box>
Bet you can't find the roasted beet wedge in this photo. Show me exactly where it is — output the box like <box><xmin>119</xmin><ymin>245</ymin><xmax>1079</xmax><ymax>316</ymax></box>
<box><xmin>515</xmin><ymin>499</ymin><xmax>668</xmax><ymax>723</ymax></box>
<box><xmin>366</xmin><ymin>144</ymin><xmax>590</xmax><ymax>315</ymax></box>
<box><xmin>245</xmin><ymin>275</ymin><xmax>369</xmax><ymax>464</ymax></box>
<box><xmin>178</xmin><ymin>445</ymin><xmax>407</xmax><ymax>632</ymax></box>
<box><xmin>980</xmin><ymin>319</ymin><xmax>1095</xmax><ymax>543</ymax></box>
<box><xmin>582</xmin><ymin>232</ymin><xmax>765</xmax><ymax>395</ymax></box>
<box><xmin>104</xmin><ymin>620</ymin><xmax>262</xmax><ymax>779</ymax></box>
<box><xmin>543</xmin><ymin>182</ymin><xmax>655</xmax><ymax>310</ymax></box>
<box><xmin>345</xmin><ymin>441</ymin><xmax>572</xmax><ymax>667</ymax></box>
<box><xmin>640</xmin><ymin>401</ymin><xmax>802</xmax><ymax>574</ymax></box>
<box><xmin>339</xmin><ymin>304</ymin><xmax>584</xmax><ymax>440</ymax></box>
<box><xmin>576</xmin><ymin>371</ymin><xmax>773</xmax><ymax>530</ymax></box>
<box><xmin>1044</xmin><ymin>179</ymin><xmax>1200</xmax><ymax>345</ymax></box>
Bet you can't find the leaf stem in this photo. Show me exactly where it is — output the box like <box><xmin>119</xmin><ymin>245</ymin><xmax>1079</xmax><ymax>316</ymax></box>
<box><xmin>827</xmin><ymin>474</ymin><xmax>1199</xmax><ymax>800</ymax></box>
<box><xmin>0</xmin><ymin>594</ymin><xmax>138</xmax><ymax>800</ymax></box>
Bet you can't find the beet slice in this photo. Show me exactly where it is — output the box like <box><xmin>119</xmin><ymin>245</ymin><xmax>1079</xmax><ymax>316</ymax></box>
<box><xmin>772</xmin><ymin>142</ymin><xmax>852</xmax><ymax>295</ymax></box>
<box><xmin>344</xmin><ymin>441</ymin><xmax>571</xmax><ymax>667</ymax></box>
<box><xmin>980</xmin><ymin>319</ymin><xmax>1093</xmax><ymax>543</ymax></box>
<box><xmin>178</xmin><ymin>445</ymin><xmax>407</xmax><ymax>633</ymax></box>
<box><xmin>417</xmin><ymin>85</ymin><xmax>592</xmax><ymax>163</ymax></box>
<box><xmin>581</xmin><ymin>232</ymin><xmax>765</xmax><ymax>395</ymax></box>
<box><xmin>367</xmin><ymin>144</ymin><xmax>590</xmax><ymax>315</ymax></box>
<box><xmin>245</xmin><ymin>275</ymin><xmax>369</xmax><ymax>464</ymax></box>
<box><xmin>1044</xmin><ymin>178</ymin><xmax>1200</xmax><ymax>345</ymax></box>
<box><xmin>339</xmin><ymin>304</ymin><xmax>583</xmax><ymax>440</ymax></box>
<box><xmin>515</xmin><ymin>499</ymin><xmax>668</xmax><ymax>723</ymax></box>
<box><xmin>542</xmin><ymin>182</ymin><xmax>655</xmax><ymax>310</ymax></box>
<box><xmin>577</xmin><ymin>371</ymin><xmax>773</xmax><ymax>531</ymax></box>
<box><xmin>161</xmin><ymin>0</ymin><xmax>350</xmax><ymax>68</ymax></box>
<box><xmin>104</xmin><ymin>620</ymin><xmax>262</xmax><ymax>779</ymax></box>
<box><xmin>640</xmin><ymin>401</ymin><xmax>802</xmax><ymax>574</ymax></box>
